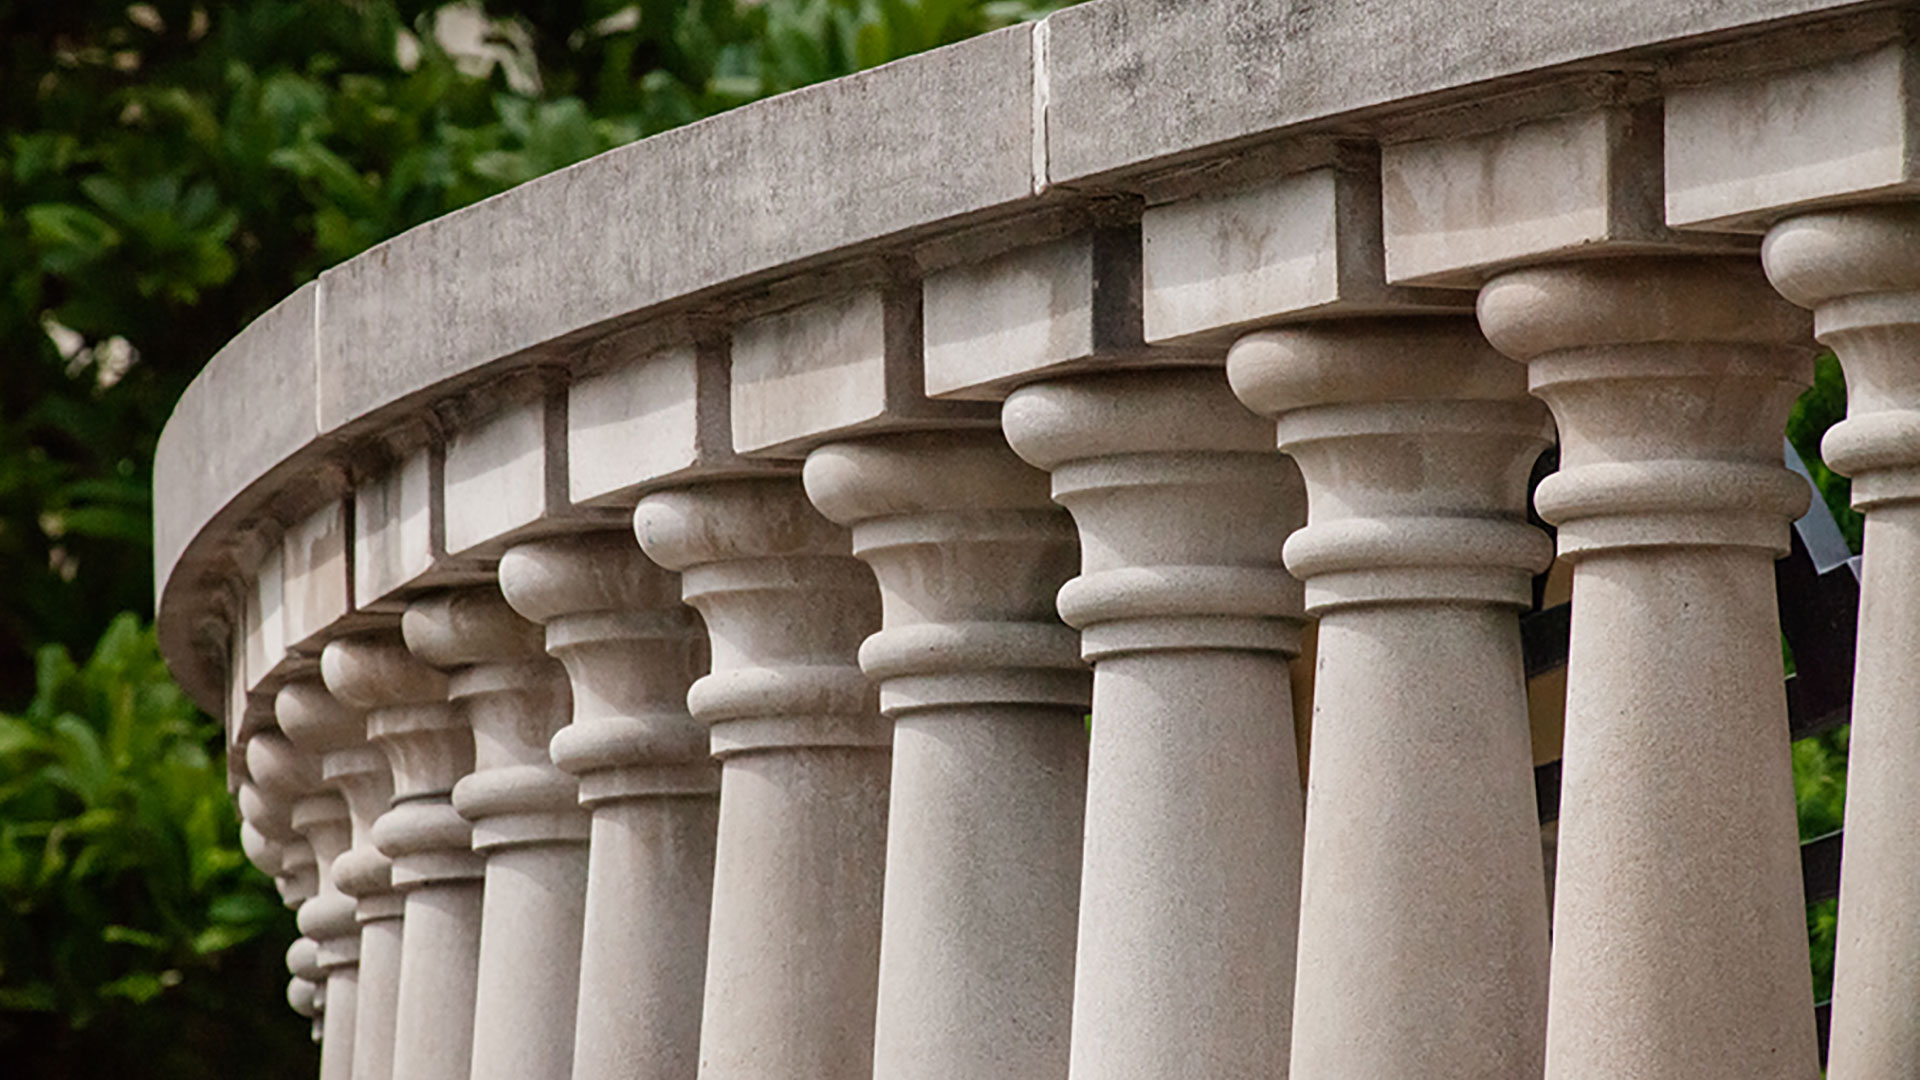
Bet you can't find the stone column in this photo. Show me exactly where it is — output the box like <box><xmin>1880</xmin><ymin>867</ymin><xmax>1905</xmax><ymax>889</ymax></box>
<box><xmin>403</xmin><ymin>587</ymin><xmax>589</xmax><ymax>1080</ymax></box>
<box><xmin>1764</xmin><ymin>206</ymin><xmax>1920</xmax><ymax>1080</ymax></box>
<box><xmin>324</xmin><ymin>630</ymin><xmax>481</xmax><ymax>1080</ymax></box>
<box><xmin>634</xmin><ymin>477</ymin><xmax>889</xmax><ymax>1080</ymax></box>
<box><xmin>289</xmin><ymin>934</ymin><xmax>325</xmax><ymax>1042</ymax></box>
<box><xmin>280</xmin><ymin>677</ymin><xmax>397</xmax><ymax>1080</ymax></box>
<box><xmin>1000</xmin><ymin>367</ymin><xmax>1306</xmax><ymax>1080</ymax></box>
<box><xmin>803</xmin><ymin>431</ymin><xmax>1089</xmax><ymax>1080</ymax></box>
<box><xmin>497</xmin><ymin>531</ymin><xmax>717</xmax><ymax>1080</ymax></box>
<box><xmin>290</xmin><ymin>795</ymin><xmax>355</xmax><ymax>1072</ymax></box>
<box><xmin>1477</xmin><ymin>256</ymin><xmax>1819</xmax><ymax>1080</ymax></box>
<box><xmin>1227</xmin><ymin>318</ymin><xmax>1554</xmax><ymax>1080</ymax></box>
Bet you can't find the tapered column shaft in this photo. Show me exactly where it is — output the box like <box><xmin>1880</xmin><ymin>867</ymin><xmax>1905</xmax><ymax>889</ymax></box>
<box><xmin>1478</xmin><ymin>256</ymin><xmax>1819</xmax><ymax>1080</ymax></box>
<box><xmin>1764</xmin><ymin>206</ymin><xmax>1920</xmax><ymax>1079</ymax></box>
<box><xmin>330</xmin><ymin>740</ymin><xmax>404</xmax><ymax>1080</ymax></box>
<box><xmin>804</xmin><ymin>431</ymin><xmax>1089</xmax><ymax>1080</ymax></box>
<box><xmin>1001</xmin><ymin>368</ymin><xmax>1306</xmax><ymax>1080</ymax></box>
<box><xmin>498</xmin><ymin>532</ymin><xmax>718</xmax><ymax>1080</ymax></box>
<box><xmin>1229</xmin><ymin>318</ymin><xmax>1554</xmax><ymax>1080</ymax></box>
<box><xmin>292</xmin><ymin>794</ymin><xmax>357</xmax><ymax>1080</ymax></box>
<box><xmin>325</xmin><ymin>631</ymin><xmax>480</xmax><ymax>1080</ymax></box>
<box><xmin>635</xmin><ymin>477</ymin><xmax>889</xmax><ymax>1080</ymax></box>
<box><xmin>405</xmin><ymin>587</ymin><xmax>589</xmax><ymax>1080</ymax></box>
<box><xmin>280</xmin><ymin>678</ymin><xmax>388</xmax><ymax>1080</ymax></box>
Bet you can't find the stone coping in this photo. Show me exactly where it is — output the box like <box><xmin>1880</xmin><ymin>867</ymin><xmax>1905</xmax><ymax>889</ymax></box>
<box><xmin>154</xmin><ymin>0</ymin><xmax>1887</xmax><ymax>710</ymax></box>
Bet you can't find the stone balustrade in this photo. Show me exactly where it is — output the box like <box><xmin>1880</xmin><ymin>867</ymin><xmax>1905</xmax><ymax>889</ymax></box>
<box><xmin>155</xmin><ymin>3</ymin><xmax>1917</xmax><ymax>1078</ymax></box>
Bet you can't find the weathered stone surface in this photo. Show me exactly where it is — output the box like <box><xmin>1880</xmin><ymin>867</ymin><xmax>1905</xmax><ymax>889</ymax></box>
<box><xmin>282</xmin><ymin>500</ymin><xmax>352</xmax><ymax>654</ymax></box>
<box><xmin>1667</xmin><ymin>42</ymin><xmax>1920</xmax><ymax>231</ymax></box>
<box><xmin>1479</xmin><ymin>257</ymin><xmax>1818</xmax><ymax>1080</ymax></box>
<box><xmin>731</xmin><ymin>283</ymin><xmax>991</xmax><ymax>457</ymax></box>
<box><xmin>1145</xmin><ymin>164</ymin><xmax>1464</xmax><ymax>342</ymax></box>
<box><xmin>246</xmin><ymin>547</ymin><xmax>287</xmax><ymax>693</ymax></box>
<box><xmin>924</xmin><ymin>229</ymin><xmax>1156</xmax><ymax>399</ymax></box>
<box><xmin>1382</xmin><ymin>107</ymin><xmax>1745</xmax><ymax>285</ymax></box>
<box><xmin>1229</xmin><ymin>318</ymin><xmax>1553</xmax><ymax>1080</ymax></box>
<box><xmin>153</xmin><ymin>282</ymin><xmax>319</xmax><ymax>606</ymax></box>
<box><xmin>316</xmin><ymin>26</ymin><xmax>1035</xmax><ymax>433</ymax></box>
<box><xmin>1764</xmin><ymin>206</ymin><xmax>1920</xmax><ymax>1080</ymax></box>
<box><xmin>355</xmin><ymin>448</ymin><xmax>440</xmax><ymax>607</ymax></box>
<box><xmin>1043</xmin><ymin>0</ymin><xmax>1876</xmax><ymax>187</ymax></box>
<box><xmin>804</xmin><ymin>431</ymin><xmax>1088</xmax><ymax>1080</ymax></box>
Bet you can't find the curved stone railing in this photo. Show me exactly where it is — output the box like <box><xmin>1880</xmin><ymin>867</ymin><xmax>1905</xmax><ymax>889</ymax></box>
<box><xmin>164</xmin><ymin>1</ymin><xmax>1920</xmax><ymax>1078</ymax></box>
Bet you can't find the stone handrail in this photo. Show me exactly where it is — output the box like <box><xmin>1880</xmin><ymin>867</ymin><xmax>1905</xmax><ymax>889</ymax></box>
<box><xmin>165</xmin><ymin>1</ymin><xmax>1920</xmax><ymax>1079</ymax></box>
<box><xmin>155</xmin><ymin>0</ymin><xmax>1891</xmax><ymax>706</ymax></box>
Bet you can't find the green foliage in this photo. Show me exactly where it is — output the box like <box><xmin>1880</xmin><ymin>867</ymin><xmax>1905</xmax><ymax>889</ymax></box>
<box><xmin>0</xmin><ymin>0</ymin><xmax>1074</xmax><ymax>706</ymax></box>
<box><xmin>0</xmin><ymin>614</ymin><xmax>308</xmax><ymax>1077</ymax></box>
<box><xmin>0</xmin><ymin>2</ymin><xmax>1073</xmax><ymax>1075</ymax></box>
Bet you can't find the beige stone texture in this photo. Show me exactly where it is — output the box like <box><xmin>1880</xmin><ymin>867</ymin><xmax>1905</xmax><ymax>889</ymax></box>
<box><xmin>499</xmin><ymin>531</ymin><xmax>718</xmax><ymax>1080</ymax></box>
<box><xmin>1229</xmin><ymin>317</ymin><xmax>1553</xmax><ymax>1080</ymax></box>
<box><xmin>405</xmin><ymin>587</ymin><xmax>589</xmax><ymax>1080</ymax></box>
<box><xmin>923</xmin><ymin>228</ymin><xmax>1164</xmax><ymax>400</ymax></box>
<box><xmin>1001</xmin><ymin>368</ymin><xmax>1306</xmax><ymax>1080</ymax></box>
<box><xmin>1478</xmin><ymin>256</ymin><xmax>1818</xmax><ymax>1080</ymax></box>
<box><xmin>247</xmin><ymin>546</ymin><xmax>287</xmax><ymax>693</ymax></box>
<box><xmin>324</xmin><ymin>629</ymin><xmax>481</xmax><ymax>1080</ymax></box>
<box><xmin>1383</xmin><ymin>107</ymin><xmax>1746</xmax><ymax>286</ymax></box>
<box><xmin>1668</xmin><ymin>42</ymin><xmax>1920</xmax><ymax>232</ymax></box>
<box><xmin>804</xmin><ymin>431</ymin><xmax>1089</xmax><ymax>1080</ymax></box>
<box><xmin>635</xmin><ymin>477</ymin><xmax>888</xmax><ymax>1080</ymax></box>
<box><xmin>1763</xmin><ymin>204</ymin><xmax>1920</xmax><ymax>1080</ymax></box>
<box><xmin>1144</xmin><ymin>164</ymin><xmax>1464</xmax><ymax>345</ymax></box>
<box><xmin>730</xmin><ymin>283</ymin><xmax>991</xmax><ymax>457</ymax></box>
<box><xmin>282</xmin><ymin>500</ymin><xmax>353</xmax><ymax>655</ymax></box>
<box><xmin>356</xmin><ymin>447</ymin><xmax>444</xmax><ymax>608</ymax></box>
<box><xmin>279</xmin><ymin>678</ymin><xmax>384</xmax><ymax>1080</ymax></box>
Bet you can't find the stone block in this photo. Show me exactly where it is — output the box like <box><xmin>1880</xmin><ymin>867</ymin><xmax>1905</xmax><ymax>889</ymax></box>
<box><xmin>315</xmin><ymin>25</ymin><xmax>1037</xmax><ymax>433</ymax></box>
<box><xmin>356</xmin><ymin>447</ymin><xmax>440</xmax><ymax>608</ymax></box>
<box><xmin>153</xmin><ymin>283</ymin><xmax>320</xmax><ymax>599</ymax></box>
<box><xmin>445</xmin><ymin>393</ymin><xmax>565</xmax><ymax>556</ymax></box>
<box><xmin>1666</xmin><ymin>42</ymin><xmax>1920</xmax><ymax>231</ymax></box>
<box><xmin>282</xmin><ymin>500</ymin><xmax>351</xmax><ymax>654</ymax></box>
<box><xmin>1145</xmin><ymin>165</ymin><xmax>1465</xmax><ymax>344</ymax></box>
<box><xmin>1382</xmin><ymin>107</ymin><xmax>1745</xmax><ymax>286</ymax></box>
<box><xmin>1043</xmin><ymin>0</ymin><xmax>1877</xmax><ymax>187</ymax></box>
<box><xmin>246</xmin><ymin>545</ymin><xmax>286</xmax><ymax>693</ymax></box>
<box><xmin>569</xmin><ymin>336</ymin><xmax>791</xmax><ymax>504</ymax></box>
<box><xmin>924</xmin><ymin>228</ymin><xmax>1151</xmax><ymax>400</ymax></box>
<box><xmin>731</xmin><ymin>283</ymin><xmax>992</xmax><ymax>456</ymax></box>
<box><xmin>227</xmin><ymin>623</ymin><xmax>249</xmax><ymax>750</ymax></box>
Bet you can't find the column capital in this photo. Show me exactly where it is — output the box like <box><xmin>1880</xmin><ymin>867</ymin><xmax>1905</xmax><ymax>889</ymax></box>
<box><xmin>498</xmin><ymin>531</ymin><xmax>715</xmax><ymax>805</ymax></box>
<box><xmin>1478</xmin><ymin>256</ymin><xmax>1813</xmax><ymax>558</ymax></box>
<box><xmin>278</xmin><ymin>677</ymin><xmax>401</xmax><ymax>926</ymax></box>
<box><xmin>1228</xmin><ymin>316</ymin><xmax>1554</xmax><ymax>611</ymax></box>
<box><xmin>1765</xmin><ymin>205</ymin><xmax>1920</xmax><ymax>508</ymax></box>
<box><xmin>322</xmin><ymin>630</ymin><xmax>479</xmax><ymax>889</ymax></box>
<box><xmin>804</xmin><ymin>430</ymin><xmax>1089</xmax><ymax>715</ymax></box>
<box><xmin>1001</xmin><ymin>368</ymin><xmax>1306</xmax><ymax>659</ymax></box>
<box><xmin>635</xmin><ymin>477</ymin><xmax>886</xmax><ymax>756</ymax></box>
<box><xmin>402</xmin><ymin>587</ymin><xmax>586</xmax><ymax>853</ymax></box>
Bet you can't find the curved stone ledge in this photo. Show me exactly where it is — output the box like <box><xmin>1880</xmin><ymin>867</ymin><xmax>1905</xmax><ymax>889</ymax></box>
<box><xmin>156</xmin><ymin>0</ymin><xmax>1887</xmax><ymax>710</ymax></box>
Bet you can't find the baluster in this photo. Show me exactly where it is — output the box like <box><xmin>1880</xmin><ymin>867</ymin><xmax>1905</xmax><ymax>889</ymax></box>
<box><xmin>497</xmin><ymin>532</ymin><xmax>717</xmax><ymax>1080</ymax></box>
<box><xmin>324</xmin><ymin>630</ymin><xmax>480</xmax><ymax>1080</ymax></box>
<box><xmin>1001</xmin><ymin>369</ymin><xmax>1307</xmax><ymax>1080</ymax></box>
<box><xmin>635</xmin><ymin>477</ymin><xmax>889</xmax><ymax>1080</ymax></box>
<box><xmin>1763</xmin><ymin>205</ymin><xmax>1920</xmax><ymax>1078</ymax></box>
<box><xmin>1229</xmin><ymin>317</ymin><xmax>1553</xmax><ymax>1079</ymax></box>
<box><xmin>403</xmin><ymin>587</ymin><xmax>589</xmax><ymax>1080</ymax></box>
<box><xmin>804</xmin><ymin>431</ymin><xmax>1088</xmax><ymax>1080</ymax></box>
<box><xmin>1478</xmin><ymin>257</ymin><xmax>1818</xmax><ymax>1079</ymax></box>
